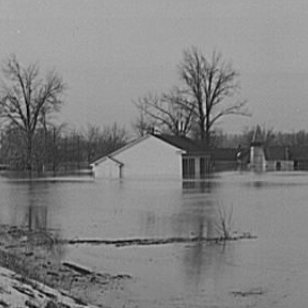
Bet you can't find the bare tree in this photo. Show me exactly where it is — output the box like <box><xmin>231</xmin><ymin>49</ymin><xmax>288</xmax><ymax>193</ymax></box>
<box><xmin>133</xmin><ymin>47</ymin><xmax>249</xmax><ymax>142</ymax></box>
<box><xmin>134</xmin><ymin>87</ymin><xmax>194</xmax><ymax>136</ymax></box>
<box><xmin>241</xmin><ymin>125</ymin><xmax>276</xmax><ymax>148</ymax></box>
<box><xmin>83</xmin><ymin>123</ymin><xmax>101</xmax><ymax>164</ymax></box>
<box><xmin>132</xmin><ymin>103</ymin><xmax>156</xmax><ymax>137</ymax></box>
<box><xmin>0</xmin><ymin>55</ymin><xmax>65</xmax><ymax>171</ymax></box>
<box><xmin>180</xmin><ymin>47</ymin><xmax>249</xmax><ymax>144</ymax></box>
<box><xmin>99</xmin><ymin>122</ymin><xmax>128</xmax><ymax>156</ymax></box>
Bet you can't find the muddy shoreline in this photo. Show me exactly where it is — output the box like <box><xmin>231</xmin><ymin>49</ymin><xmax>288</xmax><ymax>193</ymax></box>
<box><xmin>0</xmin><ymin>224</ymin><xmax>256</xmax><ymax>307</ymax></box>
<box><xmin>0</xmin><ymin>225</ymin><xmax>131</xmax><ymax>307</ymax></box>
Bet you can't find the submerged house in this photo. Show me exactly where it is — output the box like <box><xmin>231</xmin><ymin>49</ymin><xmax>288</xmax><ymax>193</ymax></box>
<box><xmin>91</xmin><ymin>133</ymin><xmax>240</xmax><ymax>180</ymax></box>
<box><xmin>249</xmin><ymin>127</ymin><xmax>308</xmax><ymax>171</ymax></box>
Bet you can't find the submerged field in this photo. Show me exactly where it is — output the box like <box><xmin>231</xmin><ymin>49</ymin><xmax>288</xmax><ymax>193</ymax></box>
<box><xmin>1</xmin><ymin>171</ymin><xmax>308</xmax><ymax>307</ymax></box>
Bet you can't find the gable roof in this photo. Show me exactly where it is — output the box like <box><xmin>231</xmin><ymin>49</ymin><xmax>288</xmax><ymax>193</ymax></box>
<box><xmin>264</xmin><ymin>147</ymin><xmax>288</xmax><ymax>160</ymax></box>
<box><xmin>91</xmin><ymin>132</ymin><xmax>244</xmax><ymax>166</ymax></box>
<box><xmin>91</xmin><ymin>133</ymin><xmax>189</xmax><ymax>166</ymax></box>
<box><xmin>264</xmin><ymin>146</ymin><xmax>308</xmax><ymax>161</ymax></box>
<box><xmin>104</xmin><ymin>156</ymin><xmax>124</xmax><ymax>165</ymax></box>
<box><xmin>91</xmin><ymin>134</ymin><xmax>150</xmax><ymax>165</ymax></box>
<box><xmin>210</xmin><ymin>148</ymin><xmax>239</xmax><ymax>161</ymax></box>
<box><xmin>251</xmin><ymin>126</ymin><xmax>264</xmax><ymax>146</ymax></box>
<box><xmin>154</xmin><ymin>134</ymin><xmax>202</xmax><ymax>152</ymax></box>
<box><xmin>183</xmin><ymin>148</ymin><xmax>240</xmax><ymax>161</ymax></box>
<box><xmin>291</xmin><ymin>147</ymin><xmax>308</xmax><ymax>160</ymax></box>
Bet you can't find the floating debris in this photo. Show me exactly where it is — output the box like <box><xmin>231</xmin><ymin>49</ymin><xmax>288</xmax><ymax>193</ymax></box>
<box><xmin>231</xmin><ymin>287</ymin><xmax>266</xmax><ymax>297</ymax></box>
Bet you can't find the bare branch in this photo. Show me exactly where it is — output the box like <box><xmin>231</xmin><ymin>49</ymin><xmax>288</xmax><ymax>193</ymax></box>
<box><xmin>179</xmin><ymin>47</ymin><xmax>249</xmax><ymax>144</ymax></box>
<box><xmin>0</xmin><ymin>55</ymin><xmax>66</xmax><ymax>170</ymax></box>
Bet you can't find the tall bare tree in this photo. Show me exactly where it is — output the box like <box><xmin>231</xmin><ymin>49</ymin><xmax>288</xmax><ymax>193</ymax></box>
<box><xmin>0</xmin><ymin>55</ymin><xmax>65</xmax><ymax>171</ymax></box>
<box><xmin>134</xmin><ymin>87</ymin><xmax>194</xmax><ymax>136</ymax></box>
<box><xmin>180</xmin><ymin>47</ymin><xmax>249</xmax><ymax>144</ymax></box>
<box><xmin>134</xmin><ymin>47</ymin><xmax>249</xmax><ymax>143</ymax></box>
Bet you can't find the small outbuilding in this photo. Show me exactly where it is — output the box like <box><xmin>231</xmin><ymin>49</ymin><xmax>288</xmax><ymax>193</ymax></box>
<box><xmin>91</xmin><ymin>133</ymin><xmax>240</xmax><ymax>180</ymax></box>
<box><xmin>91</xmin><ymin>134</ymin><xmax>186</xmax><ymax>180</ymax></box>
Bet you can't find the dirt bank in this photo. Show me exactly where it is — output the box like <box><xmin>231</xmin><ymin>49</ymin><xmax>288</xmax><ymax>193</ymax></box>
<box><xmin>0</xmin><ymin>225</ymin><xmax>131</xmax><ymax>307</ymax></box>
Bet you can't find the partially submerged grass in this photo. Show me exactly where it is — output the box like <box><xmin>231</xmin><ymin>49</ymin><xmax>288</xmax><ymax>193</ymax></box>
<box><xmin>213</xmin><ymin>204</ymin><xmax>257</xmax><ymax>242</ymax></box>
<box><xmin>215</xmin><ymin>204</ymin><xmax>234</xmax><ymax>240</ymax></box>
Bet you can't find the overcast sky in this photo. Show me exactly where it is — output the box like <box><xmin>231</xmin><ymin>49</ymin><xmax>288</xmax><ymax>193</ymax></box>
<box><xmin>1</xmin><ymin>0</ymin><xmax>308</xmax><ymax>134</ymax></box>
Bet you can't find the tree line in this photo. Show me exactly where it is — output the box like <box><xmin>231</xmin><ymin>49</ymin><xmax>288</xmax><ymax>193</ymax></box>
<box><xmin>218</xmin><ymin>126</ymin><xmax>308</xmax><ymax>149</ymax></box>
<box><xmin>0</xmin><ymin>50</ymin><xmax>307</xmax><ymax>173</ymax></box>
<box><xmin>0</xmin><ymin>55</ymin><xmax>128</xmax><ymax>173</ymax></box>
<box><xmin>0</xmin><ymin>122</ymin><xmax>128</xmax><ymax>173</ymax></box>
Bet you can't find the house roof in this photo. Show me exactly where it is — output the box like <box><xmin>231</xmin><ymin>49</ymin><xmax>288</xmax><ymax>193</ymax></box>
<box><xmin>251</xmin><ymin>126</ymin><xmax>264</xmax><ymax>146</ymax></box>
<box><xmin>291</xmin><ymin>147</ymin><xmax>308</xmax><ymax>160</ymax></box>
<box><xmin>264</xmin><ymin>146</ymin><xmax>308</xmax><ymax>161</ymax></box>
<box><xmin>184</xmin><ymin>148</ymin><xmax>240</xmax><ymax>161</ymax></box>
<box><xmin>156</xmin><ymin>134</ymin><xmax>241</xmax><ymax>161</ymax></box>
<box><xmin>210</xmin><ymin>148</ymin><xmax>239</xmax><ymax>161</ymax></box>
<box><xmin>106</xmin><ymin>156</ymin><xmax>124</xmax><ymax>166</ymax></box>
<box><xmin>91</xmin><ymin>134</ymin><xmax>150</xmax><ymax>165</ymax></box>
<box><xmin>91</xmin><ymin>133</ymin><xmax>189</xmax><ymax>166</ymax></box>
<box><xmin>264</xmin><ymin>147</ymin><xmax>288</xmax><ymax>161</ymax></box>
<box><xmin>90</xmin><ymin>155</ymin><xmax>124</xmax><ymax>166</ymax></box>
<box><xmin>154</xmin><ymin>134</ymin><xmax>202</xmax><ymax>152</ymax></box>
<box><xmin>91</xmin><ymin>132</ymin><xmax>243</xmax><ymax>166</ymax></box>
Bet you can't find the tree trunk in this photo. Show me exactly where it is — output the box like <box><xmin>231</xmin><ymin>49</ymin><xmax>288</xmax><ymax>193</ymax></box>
<box><xmin>26</xmin><ymin>134</ymin><xmax>33</xmax><ymax>173</ymax></box>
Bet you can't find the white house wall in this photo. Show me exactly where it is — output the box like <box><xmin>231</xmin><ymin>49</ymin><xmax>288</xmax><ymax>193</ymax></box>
<box><xmin>94</xmin><ymin>135</ymin><xmax>183</xmax><ymax>180</ymax></box>
<box><xmin>250</xmin><ymin>146</ymin><xmax>266</xmax><ymax>171</ymax></box>
<box><xmin>266</xmin><ymin>160</ymin><xmax>294</xmax><ymax>171</ymax></box>
<box><xmin>94</xmin><ymin>158</ymin><xmax>121</xmax><ymax>178</ymax></box>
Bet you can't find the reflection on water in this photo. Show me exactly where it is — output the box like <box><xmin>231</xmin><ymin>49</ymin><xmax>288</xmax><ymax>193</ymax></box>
<box><xmin>180</xmin><ymin>179</ymin><xmax>228</xmax><ymax>289</ymax></box>
<box><xmin>1</xmin><ymin>172</ymin><xmax>308</xmax><ymax>307</ymax></box>
<box><xmin>0</xmin><ymin>180</ymin><xmax>65</xmax><ymax>261</ymax></box>
<box><xmin>27</xmin><ymin>183</ymin><xmax>48</xmax><ymax>231</ymax></box>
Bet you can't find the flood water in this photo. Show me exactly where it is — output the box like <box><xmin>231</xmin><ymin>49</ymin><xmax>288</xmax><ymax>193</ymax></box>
<box><xmin>1</xmin><ymin>171</ymin><xmax>308</xmax><ymax>307</ymax></box>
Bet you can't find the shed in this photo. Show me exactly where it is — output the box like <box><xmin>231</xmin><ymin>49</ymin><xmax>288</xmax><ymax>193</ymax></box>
<box><xmin>91</xmin><ymin>134</ymin><xmax>186</xmax><ymax>180</ymax></box>
<box><xmin>91</xmin><ymin>133</ymin><xmax>241</xmax><ymax>180</ymax></box>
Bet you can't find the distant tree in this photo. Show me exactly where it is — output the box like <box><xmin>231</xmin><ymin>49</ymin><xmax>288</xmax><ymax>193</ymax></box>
<box><xmin>132</xmin><ymin>103</ymin><xmax>156</xmax><ymax>137</ymax></box>
<box><xmin>239</xmin><ymin>125</ymin><xmax>276</xmax><ymax>148</ymax></box>
<box><xmin>83</xmin><ymin>123</ymin><xmax>101</xmax><ymax>164</ymax></box>
<box><xmin>98</xmin><ymin>122</ymin><xmax>128</xmax><ymax>157</ymax></box>
<box><xmin>134</xmin><ymin>88</ymin><xmax>194</xmax><ymax>136</ymax></box>
<box><xmin>276</xmin><ymin>130</ymin><xmax>308</xmax><ymax>147</ymax></box>
<box><xmin>0</xmin><ymin>125</ymin><xmax>27</xmax><ymax>169</ymax></box>
<box><xmin>0</xmin><ymin>55</ymin><xmax>66</xmax><ymax>171</ymax></box>
<box><xmin>134</xmin><ymin>47</ymin><xmax>249</xmax><ymax>143</ymax></box>
<box><xmin>180</xmin><ymin>47</ymin><xmax>249</xmax><ymax>144</ymax></box>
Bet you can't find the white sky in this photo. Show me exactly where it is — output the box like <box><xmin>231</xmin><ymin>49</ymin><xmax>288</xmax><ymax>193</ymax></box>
<box><xmin>1</xmin><ymin>0</ymin><xmax>308</xmax><ymax>134</ymax></box>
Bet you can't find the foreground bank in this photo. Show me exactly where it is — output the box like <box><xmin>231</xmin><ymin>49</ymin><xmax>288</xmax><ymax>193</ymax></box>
<box><xmin>0</xmin><ymin>265</ymin><xmax>96</xmax><ymax>308</ymax></box>
<box><xmin>0</xmin><ymin>224</ymin><xmax>131</xmax><ymax>307</ymax></box>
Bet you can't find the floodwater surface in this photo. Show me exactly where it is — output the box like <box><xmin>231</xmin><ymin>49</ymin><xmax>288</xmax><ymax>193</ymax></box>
<box><xmin>1</xmin><ymin>172</ymin><xmax>308</xmax><ymax>307</ymax></box>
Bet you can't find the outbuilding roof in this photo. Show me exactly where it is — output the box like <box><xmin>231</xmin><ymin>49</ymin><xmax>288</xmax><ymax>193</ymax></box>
<box><xmin>290</xmin><ymin>147</ymin><xmax>308</xmax><ymax>161</ymax></box>
<box><xmin>264</xmin><ymin>147</ymin><xmax>289</xmax><ymax>161</ymax></box>
<box><xmin>154</xmin><ymin>134</ymin><xmax>202</xmax><ymax>152</ymax></box>
<box><xmin>91</xmin><ymin>132</ymin><xmax>242</xmax><ymax>166</ymax></box>
<box><xmin>264</xmin><ymin>146</ymin><xmax>308</xmax><ymax>161</ymax></box>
